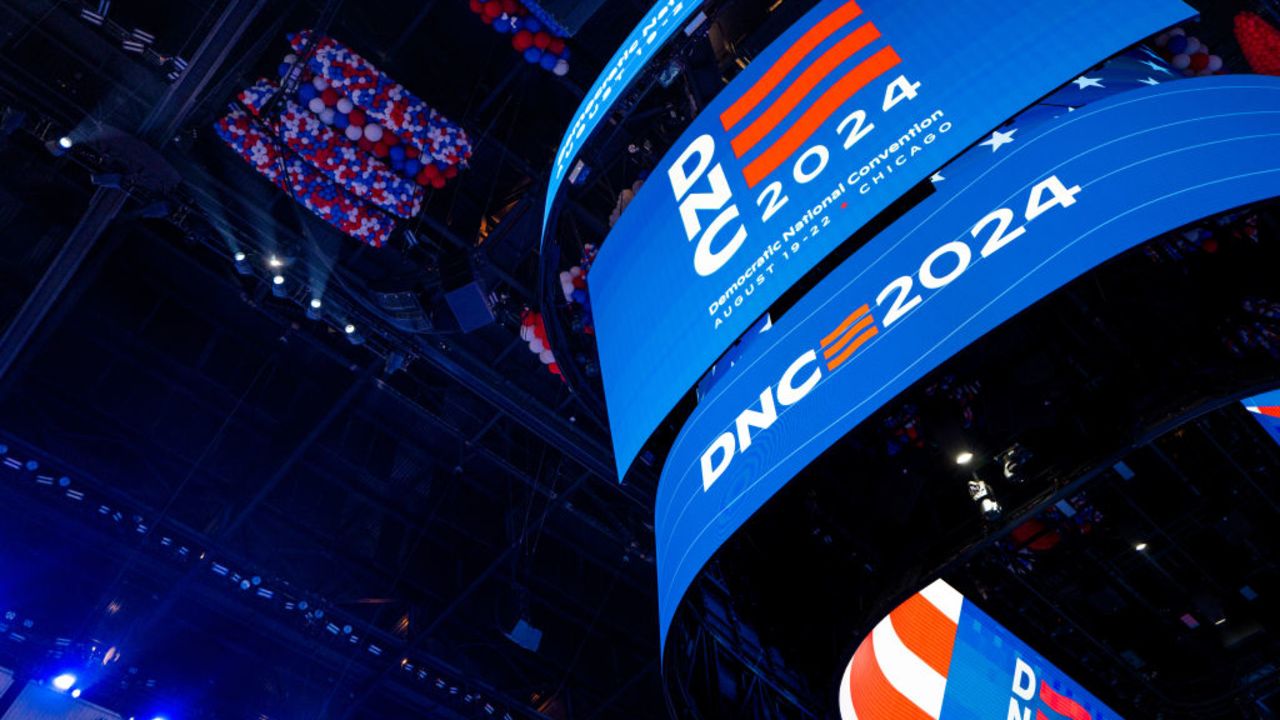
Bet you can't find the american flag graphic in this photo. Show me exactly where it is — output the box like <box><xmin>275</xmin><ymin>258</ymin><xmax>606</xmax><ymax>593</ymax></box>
<box><xmin>838</xmin><ymin>579</ymin><xmax>962</xmax><ymax>720</ymax></box>
<box><xmin>717</xmin><ymin>0</ymin><xmax>899</xmax><ymax>188</ymax></box>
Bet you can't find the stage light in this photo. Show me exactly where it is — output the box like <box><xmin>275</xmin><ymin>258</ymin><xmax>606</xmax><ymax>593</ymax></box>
<box><xmin>58</xmin><ymin>136</ymin><xmax>73</xmax><ymax>149</ymax></box>
<box><xmin>71</xmin><ymin>688</ymin><xmax>82</xmax><ymax>698</ymax></box>
<box><xmin>344</xmin><ymin>323</ymin><xmax>356</xmax><ymax>334</ymax></box>
<box><xmin>979</xmin><ymin>497</ymin><xmax>1002</xmax><ymax>520</ymax></box>
<box><xmin>955</xmin><ymin>451</ymin><xmax>974</xmax><ymax>465</ymax></box>
<box><xmin>267</xmin><ymin>255</ymin><xmax>284</xmax><ymax>268</ymax></box>
<box><xmin>310</xmin><ymin>298</ymin><xmax>322</xmax><ymax>309</ymax></box>
<box><xmin>272</xmin><ymin>275</ymin><xmax>285</xmax><ymax>285</ymax></box>
<box><xmin>1134</xmin><ymin>542</ymin><xmax>1148</xmax><ymax>552</ymax></box>
<box><xmin>306</xmin><ymin>298</ymin><xmax>323</xmax><ymax>320</ymax></box>
<box><xmin>233</xmin><ymin>252</ymin><xmax>246</xmax><ymax>262</ymax></box>
<box><xmin>52</xmin><ymin>673</ymin><xmax>77</xmax><ymax>691</ymax></box>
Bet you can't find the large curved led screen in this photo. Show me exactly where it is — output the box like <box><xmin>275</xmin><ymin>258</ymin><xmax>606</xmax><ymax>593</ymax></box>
<box><xmin>839</xmin><ymin>580</ymin><xmax>1121</xmax><ymax>720</ymax></box>
<box><xmin>656</xmin><ymin>75</ymin><xmax>1280</xmax><ymax>645</ymax></box>
<box><xmin>589</xmin><ymin>0</ymin><xmax>1194</xmax><ymax>479</ymax></box>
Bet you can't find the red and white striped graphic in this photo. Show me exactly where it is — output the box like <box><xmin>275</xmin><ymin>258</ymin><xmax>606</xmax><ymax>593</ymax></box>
<box><xmin>838</xmin><ymin>579</ymin><xmax>964</xmax><ymax>720</ymax></box>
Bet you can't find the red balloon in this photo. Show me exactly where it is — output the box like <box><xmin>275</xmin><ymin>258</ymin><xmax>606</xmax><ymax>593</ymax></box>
<box><xmin>372</xmin><ymin>142</ymin><xmax>389</xmax><ymax>158</ymax></box>
<box><xmin>547</xmin><ymin>38</ymin><xmax>565</xmax><ymax>55</ymax></box>
<box><xmin>483</xmin><ymin>0</ymin><xmax>501</xmax><ymax>17</ymax></box>
<box><xmin>500</xmin><ymin>0</ymin><xmax>518</xmax><ymax>12</ymax></box>
<box><xmin>415</xmin><ymin>170</ymin><xmax>431</xmax><ymax>186</ymax></box>
<box><xmin>481</xmin><ymin>13</ymin><xmax>493</xmax><ymax>23</ymax></box>
<box><xmin>431</xmin><ymin>176</ymin><xmax>446</xmax><ymax>189</ymax></box>
<box><xmin>357</xmin><ymin>137</ymin><xmax>373</xmax><ymax>151</ymax></box>
<box><xmin>533</xmin><ymin>31</ymin><xmax>550</xmax><ymax>49</ymax></box>
<box><xmin>320</xmin><ymin>88</ymin><xmax>339</xmax><ymax>106</ymax></box>
<box><xmin>424</xmin><ymin>163</ymin><xmax>441</xmax><ymax>178</ymax></box>
<box><xmin>548</xmin><ymin>363</ymin><xmax>561</xmax><ymax>375</ymax></box>
<box><xmin>1189</xmin><ymin>52</ymin><xmax>1210</xmax><ymax>71</ymax></box>
<box><xmin>1203</xmin><ymin>238</ymin><xmax>1219</xmax><ymax>253</ymax></box>
<box><xmin>469</xmin><ymin>0</ymin><xmax>482</xmax><ymax>12</ymax></box>
<box><xmin>444</xmin><ymin>165</ymin><xmax>458</xmax><ymax>179</ymax></box>
<box><xmin>382</xmin><ymin>132</ymin><xmax>399</xmax><ymax>146</ymax></box>
<box><xmin>347</xmin><ymin>109</ymin><xmax>366</xmax><ymax>127</ymax></box>
<box><xmin>512</xmin><ymin>30</ymin><xmax>534</xmax><ymax>51</ymax></box>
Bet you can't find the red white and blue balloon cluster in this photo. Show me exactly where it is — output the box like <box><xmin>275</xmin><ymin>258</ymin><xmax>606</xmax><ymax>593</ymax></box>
<box><xmin>214</xmin><ymin>31</ymin><xmax>472</xmax><ymax>247</ymax></box>
<box><xmin>557</xmin><ymin>243</ymin><xmax>596</xmax><ymax>335</ymax></box>
<box><xmin>468</xmin><ymin>0</ymin><xmax>571</xmax><ymax>76</ymax></box>
<box><xmin>215</xmin><ymin>108</ymin><xmax>398</xmax><ymax>245</ymax></box>
<box><xmin>1153</xmin><ymin>27</ymin><xmax>1225</xmax><ymax>75</ymax></box>
<box><xmin>520</xmin><ymin>310</ymin><xmax>562</xmax><ymax>378</ymax></box>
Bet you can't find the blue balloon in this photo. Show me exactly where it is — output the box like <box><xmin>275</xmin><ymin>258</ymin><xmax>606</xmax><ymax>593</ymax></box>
<box><xmin>1167</xmin><ymin>34</ymin><xmax>1188</xmax><ymax>54</ymax></box>
<box><xmin>391</xmin><ymin>157</ymin><xmax>405</xmax><ymax>172</ymax></box>
<box><xmin>278</xmin><ymin>63</ymin><xmax>291</xmax><ymax>78</ymax></box>
<box><xmin>389</xmin><ymin>145</ymin><xmax>406</xmax><ymax>162</ymax></box>
<box><xmin>524</xmin><ymin>47</ymin><xmax>543</xmax><ymax>64</ymax></box>
<box><xmin>299</xmin><ymin>84</ymin><xmax>318</xmax><ymax>102</ymax></box>
<box><xmin>539</xmin><ymin>52</ymin><xmax>557</xmax><ymax>70</ymax></box>
<box><xmin>404</xmin><ymin>158</ymin><xmax>421</xmax><ymax>176</ymax></box>
<box><xmin>572</xmin><ymin>289</ymin><xmax>588</xmax><ymax>304</ymax></box>
<box><xmin>524</xmin><ymin>16</ymin><xmax>541</xmax><ymax>32</ymax></box>
<box><xmin>559</xmin><ymin>47</ymin><xmax>570</xmax><ymax>61</ymax></box>
<box><xmin>333</xmin><ymin>113</ymin><xmax>350</xmax><ymax>129</ymax></box>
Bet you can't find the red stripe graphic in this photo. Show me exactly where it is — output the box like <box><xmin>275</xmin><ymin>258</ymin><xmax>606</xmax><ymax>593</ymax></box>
<box><xmin>821</xmin><ymin>305</ymin><xmax>870</xmax><ymax>348</ymax></box>
<box><xmin>743</xmin><ymin>45</ymin><xmax>900</xmax><ymax>188</ymax></box>
<box><xmin>719</xmin><ymin>0</ymin><xmax>864</xmax><ymax>131</ymax></box>
<box><xmin>850</xmin><ymin>632</ymin><xmax>934</xmax><ymax>720</ymax></box>
<box><xmin>888</xmin><ymin>594</ymin><xmax>958</xmax><ymax>678</ymax></box>
<box><xmin>826</xmin><ymin>325</ymin><xmax>877</xmax><ymax>371</ymax></box>
<box><xmin>1038</xmin><ymin>681</ymin><xmax>1093</xmax><ymax>720</ymax></box>
<box><xmin>731</xmin><ymin>22</ymin><xmax>882</xmax><ymax>158</ymax></box>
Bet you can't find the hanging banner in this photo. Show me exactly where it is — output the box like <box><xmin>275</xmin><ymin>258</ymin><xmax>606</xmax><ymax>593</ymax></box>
<box><xmin>588</xmin><ymin>0</ymin><xmax>1195</xmax><ymax>480</ymax></box>
<box><xmin>656</xmin><ymin>76</ymin><xmax>1280</xmax><ymax>646</ymax></box>
<box><xmin>838</xmin><ymin>579</ymin><xmax>1123</xmax><ymax>720</ymax></box>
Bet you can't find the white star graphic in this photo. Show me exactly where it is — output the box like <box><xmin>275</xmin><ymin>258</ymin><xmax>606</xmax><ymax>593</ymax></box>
<box><xmin>1072</xmin><ymin>75</ymin><xmax>1105</xmax><ymax>90</ymax></box>
<box><xmin>1141</xmin><ymin>59</ymin><xmax>1174</xmax><ymax>75</ymax></box>
<box><xmin>1138</xmin><ymin>76</ymin><xmax>1161</xmax><ymax>86</ymax></box>
<box><xmin>931</xmin><ymin>173</ymin><xmax>946</xmax><ymax>183</ymax></box>
<box><xmin>980</xmin><ymin>128</ymin><xmax>1017</xmax><ymax>152</ymax></box>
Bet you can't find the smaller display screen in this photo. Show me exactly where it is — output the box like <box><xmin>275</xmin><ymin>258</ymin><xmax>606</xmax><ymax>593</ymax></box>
<box><xmin>838</xmin><ymin>579</ymin><xmax>1122</xmax><ymax>720</ymax></box>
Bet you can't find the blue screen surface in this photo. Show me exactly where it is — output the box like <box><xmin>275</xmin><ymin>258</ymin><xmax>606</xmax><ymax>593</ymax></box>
<box><xmin>656</xmin><ymin>76</ymin><xmax>1280</xmax><ymax>646</ymax></box>
<box><xmin>588</xmin><ymin>0</ymin><xmax>1194</xmax><ymax>480</ymax></box>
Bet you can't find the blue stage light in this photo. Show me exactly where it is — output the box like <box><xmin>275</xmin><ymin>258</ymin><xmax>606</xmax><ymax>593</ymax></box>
<box><xmin>52</xmin><ymin>673</ymin><xmax>77</xmax><ymax>691</ymax></box>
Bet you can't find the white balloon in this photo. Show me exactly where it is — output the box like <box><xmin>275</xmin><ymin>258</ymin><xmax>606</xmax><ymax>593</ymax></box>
<box><xmin>1169</xmin><ymin>27</ymin><xmax>1185</xmax><ymax>37</ymax></box>
<box><xmin>311</xmin><ymin>75</ymin><xmax>329</xmax><ymax>91</ymax></box>
<box><xmin>539</xmin><ymin>349</ymin><xmax>555</xmax><ymax>365</ymax></box>
<box><xmin>520</xmin><ymin>325</ymin><xmax>532</xmax><ymax>341</ymax></box>
<box><xmin>1184</xmin><ymin>37</ymin><xmax>1201</xmax><ymax>54</ymax></box>
<box><xmin>336</xmin><ymin>97</ymin><xmax>354</xmax><ymax>114</ymax></box>
<box><xmin>1155</xmin><ymin>32</ymin><xmax>1169</xmax><ymax>48</ymax></box>
<box><xmin>529</xmin><ymin>338</ymin><xmax>545</xmax><ymax>354</ymax></box>
<box><xmin>364</xmin><ymin>123</ymin><xmax>384</xmax><ymax>142</ymax></box>
<box><xmin>1207</xmin><ymin>55</ymin><xmax>1223</xmax><ymax>72</ymax></box>
<box><xmin>1172</xmin><ymin>53</ymin><xmax>1191</xmax><ymax>70</ymax></box>
<box><xmin>345</xmin><ymin>124</ymin><xmax>363</xmax><ymax>141</ymax></box>
<box><xmin>559</xmin><ymin>271</ymin><xmax>572</xmax><ymax>284</ymax></box>
<box><xmin>284</xmin><ymin>53</ymin><xmax>298</xmax><ymax>64</ymax></box>
<box><xmin>553</xmin><ymin>59</ymin><xmax>569</xmax><ymax>77</ymax></box>
<box><xmin>308</xmin><ymin>97</ymin><xmax>326</xmax><ymax>114</ymax></box>
<box><xmin>319</xmin><ymin>108</ymin><xmax>336</xmax><ymax>125</ymax></box>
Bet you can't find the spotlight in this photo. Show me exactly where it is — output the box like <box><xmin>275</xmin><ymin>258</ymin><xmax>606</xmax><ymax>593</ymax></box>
<box><xmin>1134</xmin><ymin>542</ymin><xmax>1148</xmax><ymax>552</ymax></box>
<box><xmin>233</xmin><ymin>252</ymin><xmax>252</xmax><ymax>276</ymax></box>
<box><xmin>272</xmin><ymin>275</ymin><xmax>285</xmax><ymax>285</ymax></box>
<box><xmin>271</xmin><ymin>275</ymin><xmax>286</xmax><ymax>298</ymax></box>
<box><xmin>979</xmin><ymin>497</ymin><xmax>1002</xmax><ymax>520</ymax></box>
<box><xmin>306</xmin><ymin>298</ymin><xmax>323</xmax><ymax>321</ymax></box>
<box><xmin>309</xmin><ymin>298</ymin><xmax>322</xmax><ymax>309</ymax></box>
<box><xmin>233</xmin><ymin>252</ymin><xmax>246</xmax><ymax>262</ymax></box>
<box><xmin>52</xmin><ymin>673</ymin><xmax>77</xmax><ymax>691</ymax></box>
<box><xmin>955</xmin><ymin>451</ymin><xmax>975</xmax><ymax>465</ymax></box>
<box><xmin>71</xmin><ymin>688</ymin><xmax>82</xmax><ymax>698</ymax></box>
<box><xmin>966</xmin><ymin>479</ymin><xmax>991</xmax><ymax>501</ymax></box>
<box><xmin>58</xmin><ymin>136</ymin><xmax>73</xmax><ymax>149</ymax></box>
<box><xmin>344</xmin><ymin>323</ymin><xmax>364</xmax><ymax>346</ymax></box>
<box><xmin>344</xmin><ymin>323</ymin><xmax>356</xmax><ymax>334</ymax></box>
<box><xmin>267</xmin><ymin>255</ymin><xmax>284</xmax><ymax>268</ymax></box>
